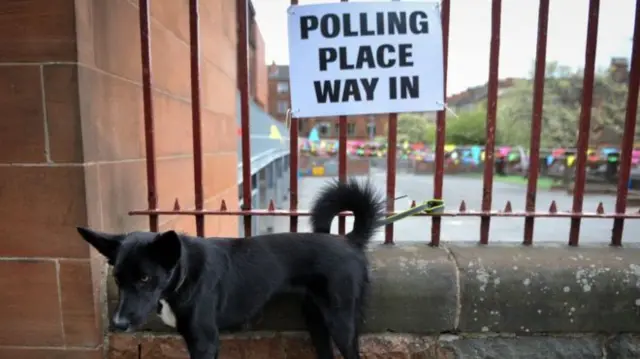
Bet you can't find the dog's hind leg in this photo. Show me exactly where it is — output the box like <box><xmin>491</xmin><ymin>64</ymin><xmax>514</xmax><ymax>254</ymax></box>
<box><xmin>324</xmin><ymin>306</ymin><xmax>360</xmax><ymax>359</ymax></box>
<box><xmin>302</xmin><ymin>295</ymin><xmax>335</xmax><ymax>359</ymax></box>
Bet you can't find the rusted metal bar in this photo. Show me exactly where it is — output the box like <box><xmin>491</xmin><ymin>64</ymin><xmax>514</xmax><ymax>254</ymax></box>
<box><xmin>385</xmin><ymin>113</ymin><xmax>398</xmax><ymax>244</ymax></box>
<box><xmin>338</xmin><ymin>115</ymin><xmax>347</xmax><ymax>235</ymax></box>
<box><xmin>289</xmin><ymin>0</ymin><xmax>299</xmax><ymax>233</ymax></box>
<box><xmin>138</xmin><ymin>0</ymin><xmax>158</xmax><ymax>232</ymax></box>
<box><xmin>130</xmin><ymin>208</ymin><xmax>640</xmax><ymax>219</ymax></box>
<box><xmin>612</xmin><ymin>0</ymin><xmax>640</xmax><ymax>246</ymax></box>
<box><xmin>430</xmin><ymin>0</ymin><xmax>450</xmax><ymax>247</ymax></box>
<box><xmin>337</xmin><ymin>0</ymin><xmax>349</xmax><ymax>236</ymax></box>
<box><xmin>523</xmin><ymin>0</ymin><xmax>550</xmax><ymax>245</ymax></box>
<box><xmin>480</xmin><ymin>0</ymin><xmax>502</xmax><ymax>245</ymax></box>
<box><xmin>568</xmin><ymin>0</ymin><xmax>600</xmax><ymax>247</ymax></box>
<box><xmin>237</xmin><ymin>0</ymin><xmax>252</xmax><ymax>236</ymax></box>
<box><xmin>189</xmin><ymin>0</ymin><xmax>205</xmax><ymax>237</ymax></box>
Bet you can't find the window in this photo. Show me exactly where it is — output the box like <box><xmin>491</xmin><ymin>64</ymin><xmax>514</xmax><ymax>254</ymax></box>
<box><xmin>277</xmin><ymin>100</ymin><xmax>288</xmax><ymax>114</ymax></box>
<box><xmin>333</xmin><ymin>122</ymin><xmax>356</xmax><ymax>137</ymax></box>
<box><xmin>277</xmin><ymin>81</ymin><xmax>289</xmax><ymax>93</ymax></box>
<box><xmin>348</xmin><ymin>123</ymin><xmax>356</xmax><ymax>136</ymax></box>
<box><xmin>367</xmin><ymin>122</ymin><xmax>377</xmax><ymax>139</ymax></box>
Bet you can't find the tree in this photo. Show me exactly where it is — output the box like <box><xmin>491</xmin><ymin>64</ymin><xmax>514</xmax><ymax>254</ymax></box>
<box><xmin>497</xmin><ymin>61</ymin><xmax>638</xmax><ymax>148</ymax></box>
<box><xmin>397</xmin><ymin>113</ymin><xmax>432</xmax><ymax>143</ymax></box>
<box><xmin>445</xmin><ymin>106</ymin><xmax>489</xmax><ymax>145</ymax></box>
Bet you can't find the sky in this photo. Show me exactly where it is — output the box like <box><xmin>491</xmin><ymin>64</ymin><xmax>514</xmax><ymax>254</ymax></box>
<box><xmin>253</xmin><ymin>0</ymin><xmax>636</xmax><ymax>96</ymax></box>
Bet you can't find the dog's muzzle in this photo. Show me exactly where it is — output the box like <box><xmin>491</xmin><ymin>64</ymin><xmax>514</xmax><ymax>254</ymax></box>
<box><xmin>110</xmin><ymin>314</ymin><xmax>133</xmax><ymax>332</ymax></box>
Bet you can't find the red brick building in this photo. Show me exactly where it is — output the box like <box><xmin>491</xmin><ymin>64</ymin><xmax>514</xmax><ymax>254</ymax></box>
<box><xmin>267</xmin><ymin>63</ymin><xmax>388</xmax><ymax>140</ymax></box>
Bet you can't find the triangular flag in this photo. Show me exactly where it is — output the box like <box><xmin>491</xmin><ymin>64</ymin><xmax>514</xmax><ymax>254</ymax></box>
<box><xmin>269</xmin><ymin>125</ymin><xmax>284</xmax><ymax>143</ymax></box>
<box><xmin>308</xmin><ymin>127</ymin><xmax>320</xmax><ymax>142</ymax></box>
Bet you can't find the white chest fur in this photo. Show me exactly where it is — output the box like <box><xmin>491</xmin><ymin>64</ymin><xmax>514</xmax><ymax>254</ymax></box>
<box><xmin>157</xmin><ymin>299</ymin><xmax>177</xmax><ymax>328</ymax></box>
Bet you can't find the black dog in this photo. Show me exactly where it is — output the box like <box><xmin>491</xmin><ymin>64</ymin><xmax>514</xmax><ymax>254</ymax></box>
<box><xmin>77</xmin><ymin>179</ymin><xmax>385</xmax><ymax>359</ymax></box>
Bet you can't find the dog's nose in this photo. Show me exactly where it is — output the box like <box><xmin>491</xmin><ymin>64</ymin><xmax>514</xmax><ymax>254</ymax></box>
<box><xmin>110</xmin><ymin>315</ymin><xmax>132</xmax><ymax>332</ymax></box>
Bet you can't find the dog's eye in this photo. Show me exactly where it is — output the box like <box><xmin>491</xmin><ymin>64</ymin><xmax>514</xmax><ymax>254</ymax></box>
<box><xmin>140</xmin><ymin>275</ymin><xmax>150</xmax><ymax>283</ymax></box>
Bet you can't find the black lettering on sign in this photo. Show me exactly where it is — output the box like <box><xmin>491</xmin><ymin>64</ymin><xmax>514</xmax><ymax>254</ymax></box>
<box><xmin>320</xmin><ymin>13</ymin><xmax>341</xmax><ymax>38</ymax></box>
<box><xmin>341</xmin><ymin>80</ymin><xmax>361</xmax><ymax>102</ymax></box>
<box><xmin>339</xmin><ymin>47</ymin><xmax>354</xmax><ymax>70</ymax></box>
<box><xmin>376</xmin><ymin>12</ymin><xmax>385</xmax><ymax>35</ymax></box>
<box><xmin>388</xmin><ymin>12</ymin><xmax>407</xmax><ymax>35</ymax></box>
<box><xmin>314</xmin><ymin>78</ymin><xmax>379</xmax><ymax>103</ymax></box>
<box><xmin>398</xmin><ymin>44</ymin><xmax>414</xmax><ymax>67</ymax></box>
<box><xmin>343</xmin><ymin>13</ymin><xmax>358</xmax><ymax>37</ymax></box>
<box><xmin>360</xmin><ymin>78</ymin><xmax>379</xmax><ymax>101</ymax></box>
<box><xmin>300</xmin><ymin>15</ymin><xmax>318</xmax><ymax>39</ymax></box>
<box><xmin>355</xmin><ymin>46</ymin><xmax>375</xmax><ymax>69</ymax></box>
<box><xmin>389</xmin><ymin>76</ymin><xmax>419</xmax><ymax>99</ymax></box>
<box><xmin>359</xmin><ymin>13</ymin><xmax>375</xmax><ymax>36</ymax></box>
<box><xmin>376</xmin><ymin>44</ymin><xmax>395</xmax><ymax>68</ymax></box>
<box><xmin>410</xmin><ymin>11</ymin><xmax>429</xmax><ymax>34</ymax></box>
<box><xmin>315</xmin><ymin>80</ymin><xmax>341</xmax><ymax>103</ymax></box>
<box><xmin>323</xmin><ymin>45</ymin><xmax>412</xmax><ymax>71</ymax></box>
<box><xmin>318</xmin><ymin>48</ymin><xmax>337</xmax><ymax>71</ymax></box>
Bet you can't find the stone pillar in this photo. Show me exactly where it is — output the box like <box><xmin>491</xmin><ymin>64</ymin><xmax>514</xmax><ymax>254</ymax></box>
<box><xmin>0</xmin><ymin>0</ymin><xmax>239</xmax><ymax>358</ymax></box>
<box><xmin>0</xmin><ymin>0</ymin><xmax>103</xmax><ymax>358</ymax></box>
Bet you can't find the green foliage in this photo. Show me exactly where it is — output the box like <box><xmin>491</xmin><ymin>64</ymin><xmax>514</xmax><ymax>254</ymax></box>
<box><xmin>497</xmin><ymin>61</ymin><xmax>637</xmax><ymax>148</ymax></box>
<box><xmin>397</xmin><ymin>60</ymin><xmax>637</xmax><ymax>148</ymax></box>
<box><xmin>445</xmin><ymin>107</ymin><xmax>490</xmax><ymax>145</ymax></box>
<box><xmin>398</xmin><ymin>107</ymin><xmax>491</xmax><ymax>145</ymax></box>
<box><xmin>397</xmin><ymin>113</ymin><xmax>432</xmax><ymax>143</ymax></box>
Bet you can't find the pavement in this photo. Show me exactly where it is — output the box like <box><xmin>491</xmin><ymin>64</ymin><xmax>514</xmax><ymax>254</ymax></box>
<box><xmin>277</xmin><ymin>169</ymin><xmax>640</xmax><ymax>244</ymax></box>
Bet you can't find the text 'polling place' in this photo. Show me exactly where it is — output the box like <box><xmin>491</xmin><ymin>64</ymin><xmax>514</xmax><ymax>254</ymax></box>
<box><xmin>287</xmin><ymin>1</ymin><xmax>445</xmax><ymax>118</ymax></box>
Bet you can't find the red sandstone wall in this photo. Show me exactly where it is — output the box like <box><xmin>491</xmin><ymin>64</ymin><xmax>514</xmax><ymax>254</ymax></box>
<box><xmin>254</xmin><ymin>25</ymin><xmax>269</xmax><ymax>109</ymax></box>
<box><xmin>75</xmin><ymin>0</ymin><xmax>239</xmax><ymax>236</ymax></box>
<box><xmin>0</xmin><ymin>0</ymin><xmax>239</xmax><ymax>358</ymax></box>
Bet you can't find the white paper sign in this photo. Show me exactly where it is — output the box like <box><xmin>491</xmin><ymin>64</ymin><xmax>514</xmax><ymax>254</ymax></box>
<box><xmin>287</xmin><ymin>1</ymin><xmax>444</xmax><ymax>118</ymax></box>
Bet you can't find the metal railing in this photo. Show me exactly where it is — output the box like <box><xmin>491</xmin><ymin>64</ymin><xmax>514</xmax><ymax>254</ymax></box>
<box><xmin>130</xmin><ymin>0</ymin><xmax>640</xmax><ymax>246</ymax></box>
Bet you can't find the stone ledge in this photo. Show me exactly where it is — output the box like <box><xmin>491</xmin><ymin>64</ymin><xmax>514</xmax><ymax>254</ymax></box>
<box><xmin>107</xmin><ymin>332</ymin><xmax>640</xmax><ymax>359</ymax></box>
<box><xmin>106</xmin><ymin>243</ymin><xmax>640</xmax><ymax>334</ymax></box>
<box><xmin>453</xmin><ymin>244</ymin><xmax>640</xmax><ymax>333</ymax></box>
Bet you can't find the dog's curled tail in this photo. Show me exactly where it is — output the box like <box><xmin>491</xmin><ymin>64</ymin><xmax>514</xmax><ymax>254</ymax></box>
<box><xmin>310</xmin><ymin>178</ymin><xmax>386</xmax><ymax>249</ymax></box>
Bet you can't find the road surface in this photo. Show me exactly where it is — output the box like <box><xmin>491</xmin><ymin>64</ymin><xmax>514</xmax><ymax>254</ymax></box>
<box><xmin>283</xmin><ymin>170</ymin><xmax>639</xmax><ymax>244</ymax></box>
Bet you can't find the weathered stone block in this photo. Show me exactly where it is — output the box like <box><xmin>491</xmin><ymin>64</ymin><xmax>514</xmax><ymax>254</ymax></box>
<box><xmin>441</xmin><ymin>335</ymin><xmax>603</xmax><ymax>359</ymax></box>
<box><xmin>453</xmin><ymin>245</ymin><xmax>640</xmax><ymax>333</ymax></box>
<box><xmin>605</xmin><ymin>334</ymin><xmax>640</xmax><ymax>359</ymax></box>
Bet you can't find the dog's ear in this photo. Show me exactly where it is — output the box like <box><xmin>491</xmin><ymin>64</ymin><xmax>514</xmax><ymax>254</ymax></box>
<box><xmin>148</xmin><ymin>230</ymin><xmax>182</xmax><ymax>270</ymax></box>
<box><xmin>76</xmin><ymin>227</ymin><xmax>125</xmax><ymax>265</ymax></box>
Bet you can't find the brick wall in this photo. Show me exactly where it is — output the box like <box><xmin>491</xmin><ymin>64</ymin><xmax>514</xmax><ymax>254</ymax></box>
<box><xmin>0</xmin><ymin>0</ymin><xmax>238</xmax><ymax>358</ymax></box>
<box><xmin>108</xmin><ymin>333</ymin><xmax>450</xmax><ymax>359</ymax></box>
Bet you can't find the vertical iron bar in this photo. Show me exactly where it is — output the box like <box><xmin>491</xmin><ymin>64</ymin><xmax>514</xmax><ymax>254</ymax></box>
<box><xmin>569</xmin><ymin>0</ymin><xmax>600</xmax><ymax>246</ymax></box>
<box><xmin>237</xmin><ymin>0</ymin><xmax>252</xmax><ymax>236</ymax></box>
<box><xmin>523</xmin><ymin>0</ymin><xmax>549</xmax><ymax>245</ymax></box>
<box><xmin>385</xmin><ymin>113</ymin><xmax>398</xmax><ymax>244</ymax></box>
<box><xmin>189</xmin><ymin>0</ymin><xmax>205</xmax><ymax>237</ymax></box>
<box><xmin>480</xmin><ymin>0</ymin><xmax>502</xmax><ymax>245</ymax></box>
<box><xmin>338</xmin><ymin>115</ymin><xmax>347</xmax><ymax>235</ymax></box>
<box><xmin>289</xmin><ymin>120</ymin><xmax>299</xmax><ymax>234</ymax></box>
<box><xmin>612</xmin><ymin>0</ymin><xmax>640</xmax><ymax>246</ymax></box>
<box><xmin>138</xmin><ymin>0</ymin><xmax>159</xmax><ymax>232</ymax></box>
<box><xmin>289</xmin><ymin>0</ymin><xmax>300</xmax><ymax>233</ymax></box>
<box><xmin>430</xmin><ymin>0</ymin><xmax>450</xmax><ymax>247</ymax></box>
<box><xmin>338</xmin><ymin>0</ymin><xmax>349</xmax><ymax>236</ymax></box>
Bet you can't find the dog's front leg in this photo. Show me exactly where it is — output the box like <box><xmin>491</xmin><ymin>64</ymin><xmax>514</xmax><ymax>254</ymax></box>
<box><xmin>180</xmin><ymin>324</ymin><xmax>220</xmax><ymax>359</ymax></box>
